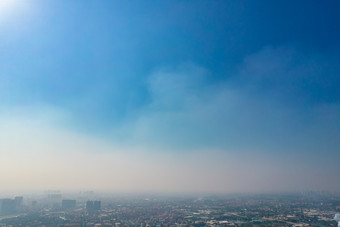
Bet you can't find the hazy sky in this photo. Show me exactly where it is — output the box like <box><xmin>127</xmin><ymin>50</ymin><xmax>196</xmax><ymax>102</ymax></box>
<box><xmin>0</xmin><ymin>0</ymin><xmax>340</xmax><ymax>193</ymax></box>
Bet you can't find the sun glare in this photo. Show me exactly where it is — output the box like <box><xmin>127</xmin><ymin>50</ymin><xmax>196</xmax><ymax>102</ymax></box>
<box><xmin>0</xmin><ymin>0</ymin><xmax>18</xmax><ymax>11</ymax></box>
<box><xmin>0</xmin><ymin>0</ymin><xmax>28</xmax><ymax>19</ymax></box>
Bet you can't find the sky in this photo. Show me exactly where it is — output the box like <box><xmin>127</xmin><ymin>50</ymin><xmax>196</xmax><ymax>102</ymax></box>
<box><xmin>0</xmin><ymin>0</ymin><xmax>340</xmax><ymax>193</ymax></box>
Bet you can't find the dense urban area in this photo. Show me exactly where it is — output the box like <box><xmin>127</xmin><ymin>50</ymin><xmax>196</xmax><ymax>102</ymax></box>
<box><xmin>0</xmin><ymin>191</ymin><xmax>339</xmax><ymax>226</ymax></box>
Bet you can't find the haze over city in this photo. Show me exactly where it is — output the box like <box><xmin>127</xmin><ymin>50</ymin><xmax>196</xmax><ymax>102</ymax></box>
<box><xmin>0</xmin><ymin>0</ymin><xmax>340</xmax><ymax>194</ymax></box>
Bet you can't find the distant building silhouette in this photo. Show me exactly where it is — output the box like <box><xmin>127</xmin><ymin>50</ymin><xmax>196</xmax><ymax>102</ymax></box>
<box><xmin>62</xmin><ymin>199</ymin><xmax>76</xmax><ymax>210</ymax></box>
<box><xmin>31</xmin><ymin>200</ymin><xmax>38</xmax><ymax>209</ymax></box>
<box><xmin>47</xmin><ymin>193</ymin><xmax>62</xmax><ymax>199</ymax></box>
<box><xmin>0</xmin><ymin>199</ymin><xmax>16</xmax><ymax>215</ymax></box>
<box><xmin>86</xmin><ymin>200</ymin><xmax>101</xmax><ymax>211</ymax></box>
<box><xmin>14</xmin><ymin>196</ymin><xmax>23</xmax><ymax>210</ymax></box>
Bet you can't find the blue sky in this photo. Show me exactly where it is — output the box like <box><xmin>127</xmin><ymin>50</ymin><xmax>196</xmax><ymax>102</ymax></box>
<box><xmin>0</xmin><ymin>0</ymin><xmax>340</xmax><ymax>192</ymax></box>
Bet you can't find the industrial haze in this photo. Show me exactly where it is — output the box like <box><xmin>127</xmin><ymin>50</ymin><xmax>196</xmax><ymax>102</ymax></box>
<box><xmin>0</xmin><ymin>191</ymin><xmax>340</xmax><ymax>226</ymax></box>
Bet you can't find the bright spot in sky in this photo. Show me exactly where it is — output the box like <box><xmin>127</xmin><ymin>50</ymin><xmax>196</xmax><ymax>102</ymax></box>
<box><xmin>0</xmin><ymin>0</ymin><xmax>18</xmax><ymax>11</ymax></box>
<box><xmin>0</xmin><ymin>0</ymin><xmax>28</xmax><ymax>20</ymax></box>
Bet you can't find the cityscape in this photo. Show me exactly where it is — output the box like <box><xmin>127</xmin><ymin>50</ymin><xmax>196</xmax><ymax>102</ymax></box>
<box><xmin>1</xmin><ymin>192</ymin><xmax>340</xmax><ymax>226</ymax></box>
<box><xmin>1</xmin><ymin>0</ymin><xmax>340</xmax><ymax>226</ymax></box>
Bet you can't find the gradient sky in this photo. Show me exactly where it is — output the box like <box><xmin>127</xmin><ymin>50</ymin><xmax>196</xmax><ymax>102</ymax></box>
<box><xmin>0</xmin><ymin>0</ymin><xmax>340</xmax><ymax>193</ymax></box>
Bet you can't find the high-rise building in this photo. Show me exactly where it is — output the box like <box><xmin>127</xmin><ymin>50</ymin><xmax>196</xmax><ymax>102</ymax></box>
<box><xmin>14</xmin><ymin>196</ymin><xmax>23</xmax><ymax>210</ymax></box>
<box><xmin>0</xmin><ymin>199</ymin><xmax>16</xmax><ymax>215</ymax></box>
<box><xmin>47</xmin><ymin>193</ymin><xmax>62</xmax><ymax>199</ymax></box>
<box><xmin>86</xmin><ymin>200</ymin><xmax>101</xmax><ymax>211</ymax></box>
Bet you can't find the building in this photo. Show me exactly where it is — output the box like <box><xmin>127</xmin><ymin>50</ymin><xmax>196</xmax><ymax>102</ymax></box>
<box><xmin>0</xmin><ymin>199</ymin><xmax>16</xmax><ymax>215</ymax></box>
<box><xmin>86</xmin><ymin>200</ymin><xmax>101</xmax><ymax>211</ymax></box>
<box><xmin>47</xmin><ymin>193</ymin><xmax>62</xmax><ymax>199</ymax></box>
<box><xmin>14</xmin><ymin>196</ymin><xmax>23</xmax><ymax>210</ymax></box>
